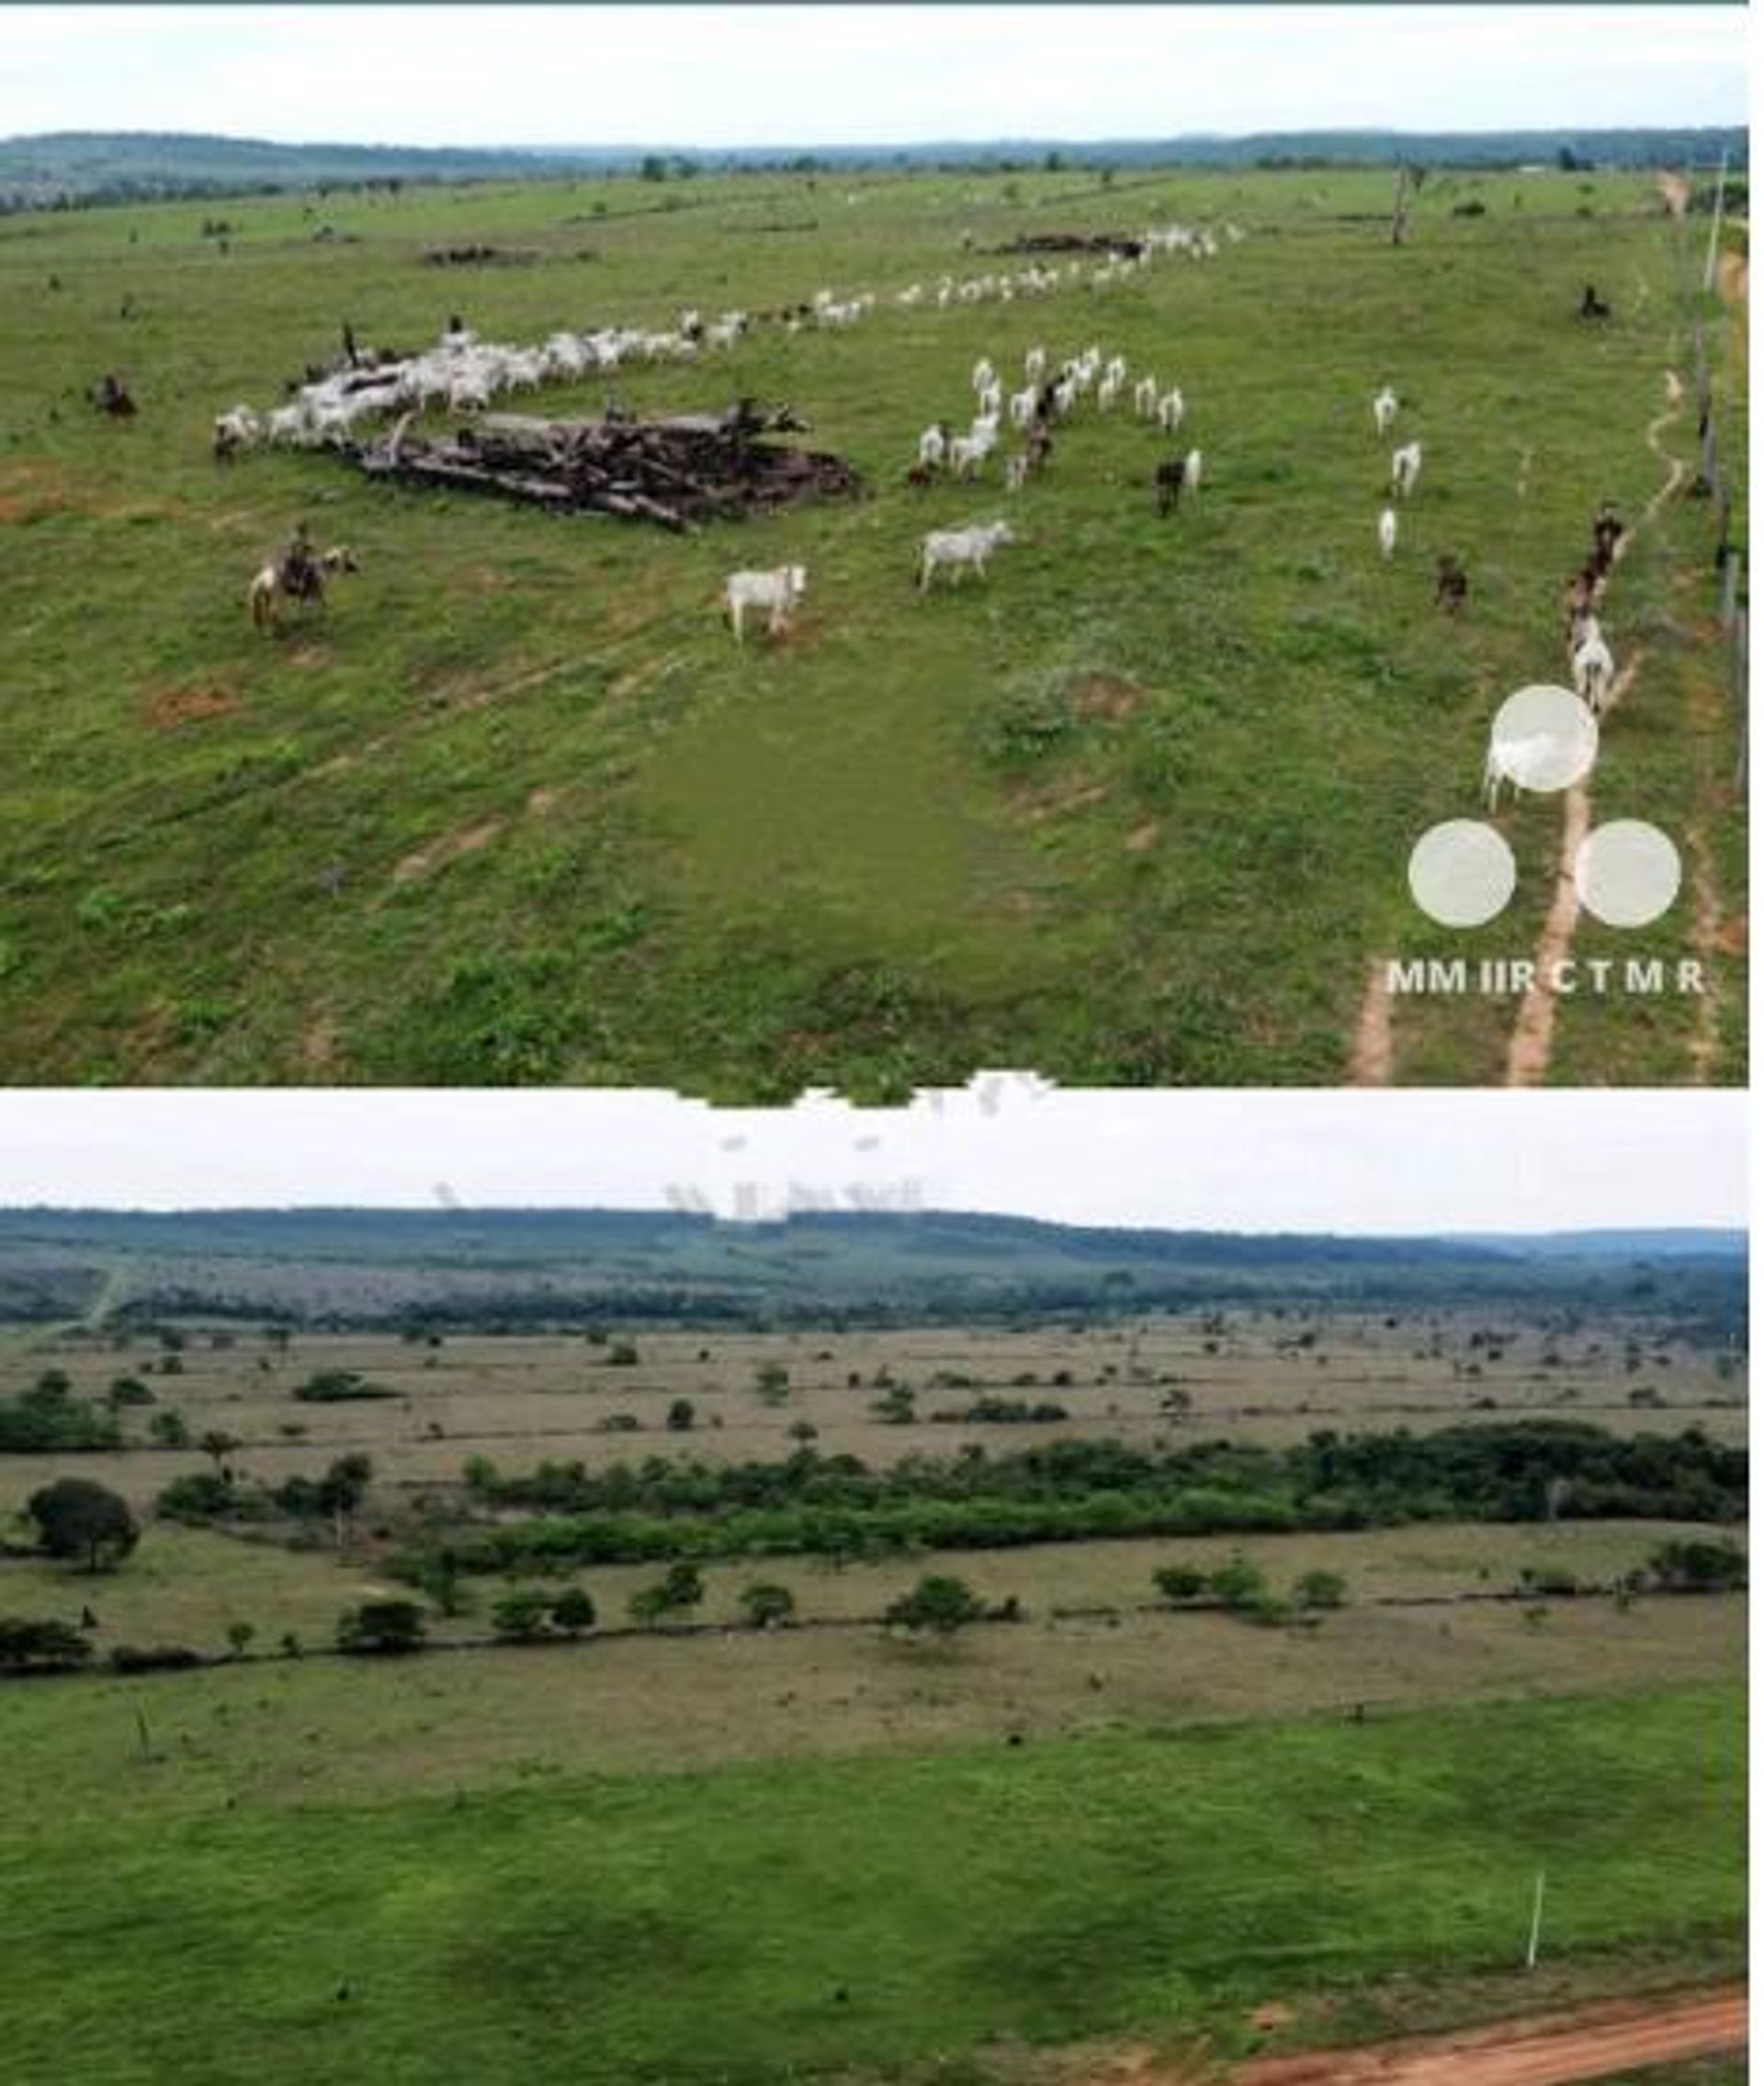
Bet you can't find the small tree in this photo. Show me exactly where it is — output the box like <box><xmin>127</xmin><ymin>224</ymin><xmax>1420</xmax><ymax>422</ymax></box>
<box><xmin>752</xmin><ymin>1363</ymin><xmax>790</xmax><ymax>1406</ymax></box>
<box><xmin>27</xmin><ymin>1479</ymin><xmax>139</xmax><ymax>1574</ymax></box>
<box><xmin>1293</xmin><ymin>1570</ymin><xmax>1347</xmax><ymax>1613</ymax></box>
<box><xmin>491</xmin><ymin>1589</ymin><xmax>553</xmax><ymax>1642</ymax></box>
<box><xmin>148</xmin><ymin>1410</ymin><xmax>189</xmax><ymax>1448</ymax></box>
<box><xmin>336</xmin><ymin>1600</ymin><xmax>426</xmax><ymax>1655</ymax></box>
<box><xmin>1208</xmin><ymin>1555</ymin><xmax>1269</xmax><ymax>1613</ymax></box>
<box><xmin>883</xmin><ymin>1574</ymin><xmax>985</xmax><ymax>1639</ymax></box>
<box><xmin>1153</xmin><ymin>1564</ymin><xmax>1208</xmax><ymax>1605</ymax></box>
<box><xmin>629</xmin><ymin>1561</ymin><xmax>705</xmax><ymax>1625</ymax></box>
<box><xmin>225</xmin><ymin>1621</ymin><xmax>256</xmax><ymax>1659</ymax></box>
<box><xmin>550</xmin><ymin>1587</ymin><xmax>596</xmax><ymax>1638</ymax></box>
<box><xmin>666</xmin><ymin>1398</ymin><xmax>696</xmax><ymax>1433</ymax></box>
<box><xmin>0</xmin><ymin>1617</ymin><xmax>93</xmax><ymax>1673</ymax></box>
<box><xmin>198</xmin><ymin>1429</ymin><xmax>240</xmax><ymax>1473</ymax></box>
<box><xmin>740</xmin><ymin>1582</ymin><xmax>796</xmax><ymax>1630</ymax></box>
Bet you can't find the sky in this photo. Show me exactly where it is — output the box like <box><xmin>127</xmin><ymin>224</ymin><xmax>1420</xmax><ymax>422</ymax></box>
<box><xmin>0</xmin><ymin>6</ymin><xmax>1747</xmax><ymax>149</ymax></box>
<box><xmin>0</xmin><ymin>1088</ymin><xmax>1743</xmax><ymax>1232</ymax></box>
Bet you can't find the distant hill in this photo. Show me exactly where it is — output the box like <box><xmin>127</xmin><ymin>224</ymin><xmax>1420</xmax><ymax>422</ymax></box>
<box><xmin>0</xmin><ymin>125</ymin><xmax>1744</xmax><ymax>210</ymax></box>
<box><xmin>0</xmin><ymin>1206</ymin><xmax>1744</xmax><ymax>1332</ymax></box>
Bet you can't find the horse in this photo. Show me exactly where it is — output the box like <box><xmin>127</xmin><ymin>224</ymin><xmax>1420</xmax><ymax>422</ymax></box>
<box><xmin>249</xmin><ymin>541</ymin><xmax>359</xmax><ymax>631</ymax></box>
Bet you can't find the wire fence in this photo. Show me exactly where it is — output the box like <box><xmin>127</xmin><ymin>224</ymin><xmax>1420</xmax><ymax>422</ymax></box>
<box><xmin>1670</xmin><ymin>174</ymin><xmax>1747</xmax><ymax>787</ymax></box>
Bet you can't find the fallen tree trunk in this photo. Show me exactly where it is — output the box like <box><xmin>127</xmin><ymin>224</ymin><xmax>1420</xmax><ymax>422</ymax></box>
<box><xmin>348</xmin><ymin>399</ymin><xmax>861</xmax><ymax>530</ymax></box>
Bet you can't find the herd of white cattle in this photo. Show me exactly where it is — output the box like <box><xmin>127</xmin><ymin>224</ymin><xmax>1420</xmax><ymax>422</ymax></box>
<box><xmin>211</xmin><ymin>220</ymin><xmax>1240</xmax><ymax>460</ymax></box>
<box><xmin>214</xmin><ymin>206</ymin><xmax>1629</xmax><ymax>816</ymax></box>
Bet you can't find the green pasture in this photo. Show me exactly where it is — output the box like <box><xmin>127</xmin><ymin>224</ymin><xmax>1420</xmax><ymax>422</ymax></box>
<box><xmin>0</xmin><ymin>1680</ymin><xmax>1741</xmax><ymax>2082</ymax></box>
<box><xmin>0</xmin><ymin>165</ymin><xmax>1743</xmax><ymax>1087</ymax></box>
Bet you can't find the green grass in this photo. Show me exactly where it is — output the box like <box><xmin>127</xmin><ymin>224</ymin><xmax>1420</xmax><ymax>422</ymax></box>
<box><xmin>0</xmin><ymin>1682</ymin><xmax>1740</xmax><ymax>2083</ymax></box>
<box><xmin>0</xmin><ymin>166</ymin><xmax>1744</xmax><ymax>1087</ymax></box>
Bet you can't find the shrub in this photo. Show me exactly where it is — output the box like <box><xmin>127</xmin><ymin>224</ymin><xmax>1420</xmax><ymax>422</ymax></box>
<box><xmin>1153</xmin><ymin>1565</ymin><xmax>1208</xmax><ymax>1604</ymax></box>
<box><xmin>336</xmin><ymin>1600</ymin><xmax>426</xmax><ymax>1655</ymax></box>
<box><xmin>1647</xmin><ymin>1537</ymin><xmax>1747</xmax><ymax>1593</ymax></box>
<box><xmin>109</xmin><ymin>1644</ymin><xmax>202</xmax><ymax>1674</ymax></box>
<box><xmin>883</xmin><ymin>1574</ymin><xmax>986</xmax><ymax>1638</ymax></box>
<box><xmin>740</xmin><ymin>1582</ymin><xmax>796</xmax><ymax>1629</ymax></box>
<box><xmin>550</xmin><ymin>1587</ymin><xmax>596</xmax><ymax>1637</ymax></box>
<box><xmin>1293</xmin><ymin>1570</ymin><xmax>1348</xmax><ymax>1611</ymax></box>
<box><xmin>491</xmin><ymin>1589</ymin><xmax>554</xmax><ymax>1642</ymax></box>
<box><xmin>0</xmin><ymin>1616</ymin><xmax>93</xmax><ymax>1673</ymax></box>
<box><xmin>293</xmin><ymin>1369</ymin><xmax>397</xmax><ymax>1403</ymax></box>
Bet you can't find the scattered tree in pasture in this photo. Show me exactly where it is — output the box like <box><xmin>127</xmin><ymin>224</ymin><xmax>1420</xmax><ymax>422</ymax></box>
<box><xmin>1292</xmin><ymin>1570</ymin><xmax>1347</xmax><ymax>1612</ymax></box>
<box><xmin>629</xmin><ymin>1562</ymin><xmax>705</xmax><ymax>1625</ymax></box>
<box><xmin>1207</xmin><ymin>1555</ymin><xmax>1270</xmax><ymax>1613</ymax></box>
<box><xmin>28</xmin><ymin>1479</ymin><xmax>138</xmax><ymax>1573</ymax></box>
<box><xmin>883</xmin><ymin>1574</ymin><xmax>986</xmax><ymax>1639</ymax></box>
<box><xmin>198</xmin><ymin>1429</ymin><xmax>240</xmax><ymax>1472</ymax></box>
<box><xmin>605</xmin><ymin>1342</ymin><xmax>639</xmax><ymax>1368</ymax></box>
<box><xmin>740</xmin><ymin>1582</ymin><xmax>796</xmax><ymax>1630</ymax></box>
<box><xmin>1647</xmin><ymin>1537</ymin><xmax>1746</xmax><ymax>1593</ymax></box>
<box><xmin>550</xmin><ymin>1587</ymin><xmax>596</xmax><ymax>1638</ymax></box>
<box><xmin>0</xmin><ymin>1616</ymin><xmax>93</xmax><ymax>1673</ymax></box>
<box><xmin>336</xmin><ymin>1600</ymin><xmax>427</xmax><ymax>1656</ymax></box>
<box><xmin>107</xmin><ymin>1376</ymin><xmax>154</xmax><ymax>1407</ymax></box>
<box><xmin>666</xmin><ymin>1398</ymin><xmax>696</xmax><ymax>1433</ymax></box>
<box><xmin>225</xmin><ymin>1621</ymin><xmax>255</xmax><ymax>1659</ymax></box>
<box><xmin>1153</xmin><ymin>1565</ymin><xmax>1208</xmax><ymax>1605</ymax></box>
<box><xmin>491</xmin><ymin>1588</ymin><xmax>554</xmax><ymax>1642</ymax></box>
<box><xmin>752</xmin><ymin>1364</ymin><xmax>790</xmax><ymax>1406</ymax></box>
<box><xmin>148</xmin><ymin>1410</ymin><xmax>189</xmax><ymax>1448</ymax></box>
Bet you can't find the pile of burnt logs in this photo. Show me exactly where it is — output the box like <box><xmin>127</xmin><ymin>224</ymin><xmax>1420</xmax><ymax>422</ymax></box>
<box><xmin>349</xmin><ymin>400</ymin><xmax>863</xmax><ymax>531</ymax></box>
<box><xmin>994</xmin><ymin>232</ymin><xmax>1147</xmax><ymax>259</ymax></box>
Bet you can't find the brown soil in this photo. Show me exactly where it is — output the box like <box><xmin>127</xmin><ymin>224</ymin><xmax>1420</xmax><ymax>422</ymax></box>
<box><xmin>143</xmin><ymin>684</ymin><xmax>242</xmax><ymax>730</ymax></box>
<box><xmin>1229</xmin><ymin>1983</ymin><xmax>1745</xmax><ymax>2086</ymax></box>
<box><xmin>1070</xmin><ymin>674</ymin><xmax>1145</xmax><ymax>723</ymax></box>
<box><xmin>1346</xmin><ymin>959</ymin><xmax>1395</xmax><ymax>1086</ymax></box>
<box><xmin>390</xmin><ymin>818</ymin><xmax>504</xmax><ymax>886</ymax></box>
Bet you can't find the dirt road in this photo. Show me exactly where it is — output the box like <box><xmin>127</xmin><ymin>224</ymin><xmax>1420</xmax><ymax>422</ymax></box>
<box><xmin>1231</xmin><ymin>1984</ymin><xmax>1746</xmax><ymax>2086</ymax></box>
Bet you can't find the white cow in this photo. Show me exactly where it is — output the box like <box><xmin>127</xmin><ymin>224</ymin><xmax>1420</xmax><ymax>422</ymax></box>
<box><xmin>1377</xmin><ymin>506</ymin><xmax>1398</xmax><ymax>558</ymax></box>
<box><xmin>918</xmin><ymin>519</ymin><xmax>1016</xmax><ymax>590</ymax></box>
<box><xmin>1373</xmin><ymin>384</ymin><xmax>1398</xmax><ymax>434</ymax></box>
<box><xmin>1391</xmin><ymin>440</ymin><xmax>1423</xmax><ymax>497</ymax></box>
<box><xmin>724</xmin><ymin>564</ymin><xmax>807</xmax><ymax>642</ymax></box>
<box><xmin>1572</xmin><ymin>627</ymin><xmax>1617</xmax><ymax>715</ymax></box>
<box><xmin>1157</xmin><ymin>388</ymin><xmax>1185</xmax><ymax>434</ymax></box>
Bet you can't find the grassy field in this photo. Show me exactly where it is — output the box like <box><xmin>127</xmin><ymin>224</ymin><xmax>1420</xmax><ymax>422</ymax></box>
<box><xmin>0</xmin><ymin>164</ymin><xmax>1744</xmax><ymax>1088</ymax></box>
<box><xmin>0</xmin><ymin>1682</ymin><xmax>1742</xmax><ymax>2084</ymax></box>
<box><xmin>1</xmin><ymin>1291</ymin><xmax>1745</xmax><ymax>2081</ymax></box>
<box><xmin>0</xmin><ymin>1310</ymin><xmax>1743</xmax><ymax>1511</ymax></box>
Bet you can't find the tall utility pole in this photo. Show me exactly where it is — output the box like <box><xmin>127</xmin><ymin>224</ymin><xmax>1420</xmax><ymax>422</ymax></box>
<box><xmin>1702</xmin><ymin>151</ymin><xmax>1729</xmax><ymax>294</ymax></box>
<box><xmin>1525</xmin><ymin>1868</ymin><xmax>1547</xmax><ymax>1969</ymax></box>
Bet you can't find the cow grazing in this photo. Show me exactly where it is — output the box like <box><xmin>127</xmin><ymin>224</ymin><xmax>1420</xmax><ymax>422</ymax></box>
<box><xmin>1434</xmin><ymin>553</ymin><xmax>1468</xmax><ymax>613</ymax></box>
<box><xmin>1372</xmin><ymin>384</ymin><xmax>1398</xmax><ymax>434</ymax></box>
<box><xmin>724</xmin><ymin>564</ymin><xmax>808</xmax><ymax>642</ymax></box>
<box><xmin>1377</xmin><ymin>506</ymin><xmax>1398</xmax><ymax>558</ymax></box>
<box><xmin>918</xmin><ymin>520</ymin><xmax>1015</xmax><ymax>590</ymax></box>
<box><xmin>1391</xmin><ymin>440</ymin><xmax>1423</xmax><ymax>497</ymax></box>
